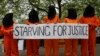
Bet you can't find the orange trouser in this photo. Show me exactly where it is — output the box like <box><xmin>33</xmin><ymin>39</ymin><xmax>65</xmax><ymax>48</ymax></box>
<box><xmin>81</xmin><ymin>39</ymin><xmax>88</xmax><ymax>56</ymax></box>
<box><xmin>81</xmin><ymin>30</ymin><xmax>96</xmax><ymax>56</ymax></box>
<box><xmin>26</xmin><ymin>40</ymin><xmax>40</xmax><ymax>56</ymax></box>
<box><xmin>44</xmin><ymin>39</ymin><xmax>59</xmax><ymax>56</ymax></box>
<box><xmin>65</xmin><ymin>39</ymin><xmax>78</xmax><ymax>56</ymax></box>
<box><xmin>88</xmin><ymin>30</ymin><xmax>96</xmax><ymax>56</ymax></box>
<box><xmin>4</xmin><ymin>38</ymin><xmax>19</xmax><ymax>56</ymax></box>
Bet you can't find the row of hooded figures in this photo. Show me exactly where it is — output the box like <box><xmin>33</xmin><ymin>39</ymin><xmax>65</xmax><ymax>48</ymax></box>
<box><xmin>0</xmin><ymin>4</ymin><xmax>100</xmax><ymax>56</ymax></box>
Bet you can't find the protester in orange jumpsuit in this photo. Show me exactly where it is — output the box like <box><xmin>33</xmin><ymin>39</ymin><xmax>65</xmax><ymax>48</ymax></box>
<box><xmin>79</xmin><ymin>5</ymin><xmax>100</xmax><ymax>56</ymax></box>
<box><xmin>1</xmin><ymin>13</ymin><xmax>19</xmax><ymax>56</ymax></box>
<box><xmin>25</xmin><ymin>9</ymin><xmax>40</xmax><ymax>56</ymax></box>
<box><xmin>43</xmin><ymin>5</ymin><xmax>60</xmax><ymax>56</ymax></box>
<box><xmin>64</xmin><ymin>8</ymin><xmax>78</xmax><ymax>56</ymax></box>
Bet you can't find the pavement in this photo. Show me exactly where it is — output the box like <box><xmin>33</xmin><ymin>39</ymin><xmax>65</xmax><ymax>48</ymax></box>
<box><xmin>0</xmin><ymin>44</ymin><xmax>100</xmax><ymax>56</ymax></box>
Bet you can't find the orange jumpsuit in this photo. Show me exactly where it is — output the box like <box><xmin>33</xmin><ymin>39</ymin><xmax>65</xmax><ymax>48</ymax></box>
<box><xmin>79</xmin><ymin>16</ymin><xmax>100</xmax><ymax>56</ymax></box>
<box><xmin>25</xmin><ymin>20</ymin><xmax>40</xmax><ymax>56</ymax></box>
<box><xmin>43</xmin><ymin>15</ymin><xmax>60</xmax><ymax>56</ymax></box>
<box><xmin>1</xmin><ymin>25</ymin><xmax>19</xmax><ymax>56</ymax></box>
<box><xmin>64</xmin><ymin>18</ymin><xmax>78</xmax><ymax>56</ymax></box>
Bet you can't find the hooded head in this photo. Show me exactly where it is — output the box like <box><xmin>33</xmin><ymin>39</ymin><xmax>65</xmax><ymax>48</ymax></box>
<box><xmin>28</xmin><ymin>9</ymin><xmax>39</xmax><ymax>23</ymax></box>
<box><xmin>48</xmin><ymin>5</ymin><xmax>56</xmax><ymax>20</ymax></box>
<box><xmin>67</xmin><ymin>8</ymin><xmax>77</xmax><ymax>19</ymax></box>
<box><xmin>83</xmin><ymin>5</ymin><xmax>95</xmax><ymax>17</ymax></box>
<box><xmin>2</xmin><ymin>13</ymin><xmax>13</xmax><ymax>28</ymax></box>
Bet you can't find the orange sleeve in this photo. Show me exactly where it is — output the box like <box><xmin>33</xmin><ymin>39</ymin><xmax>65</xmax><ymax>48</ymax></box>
<box><xmin>93</xmin><ymin>16</ymin><xmax>100</xmax><ymax>26</ymax></box>
<box><xmin>87</xmin><ymin>16</ymin><xmax>100</xmax><ymax>29</ymax></box>
<box><xmin>1</xmin><ymin>26</ymin><xmax>13</xmax><ymax>36</ymax></box>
